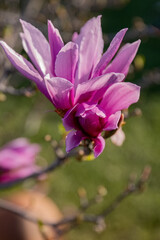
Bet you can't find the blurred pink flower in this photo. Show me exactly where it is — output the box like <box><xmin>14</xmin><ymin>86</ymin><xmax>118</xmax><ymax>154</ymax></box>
<box><xmin>0</xmin><ymin>138</ymin><xmax>40</xmax><ymax>183</ymax></box>
<box><xmin>0</xmin><ymin>16</ymin><xmax>141</xmax><ymax>157</ymax></box>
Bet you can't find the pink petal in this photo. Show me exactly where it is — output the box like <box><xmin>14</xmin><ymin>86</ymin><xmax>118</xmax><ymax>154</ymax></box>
<box><xmin>80</xmin><ymin>15</ymin><xmax>104</xmax><ymax>66</ymax></box>
<box><xmin>55</xmin><ymin>42</ymin><xmax>78</xmax><ymax>83</ymax></box>
<box><xmin>75</xmin><ymin>16</ymin><xmax>104</xmax><ymax>86</ymax></box>
<box><xmin>75</xmin><ymin>103</ymin><xmax>106</xmax><ymax>118</ymax></box>
<box><xmin>76</xmin><ymin>104</ymin><xmax>106</xmax><ymax>138</ymax></box>
<box><xmin>11</xmin><ymin>165</ymin><xmax>39</xmax><ymax>178</ymax></box>
<box><xmin>0</xmin><ymin>40</ymin><xmax>52</xmax><ymax>100</ymax></box>
<box><xmin>103</xmin><ymin>40</ymin><xmax>141</xmax><ymax>76</ymax></box>
<box><xmin>104</xmin><ymin>111</ymin><xmax>121</xmax><ymax>131</ymax></box>
<box><xmin>20</xmin><ymin>19</ymin><xmax>51</xmax><ymax>76</ymax></box>
<box><xmin>63</xmin><ymin>105</ymin><xmax>78</xmax><ymax>131</ymax></box>
<box><xmin>48</xmin><ymin>20</ymin><xmax>64</xmax><ymax>74</ymax></box>
<box><xmin>93</xmin><ymin>28</ymin><xmax>128</xmax><ymax>78</ymax></box>
<box><xmin>100</xmin><ymin>82</ymin><xmax>140</xmax><ymax>116</ymax></box>
<box><xmin>111</xmin><ymin>127</ymin><xmax>125</xmax><ymax>146</ymax></box>
<box><xmin>72</xmin><ymin>32</ymin><xmax>78</xmax><ymax>42</ymax></box>
<box><xmin>0</xmin><ymin>138</ymin><xmax>40</xmax><ymax>169</ymax></box>
<box><xmin>45</xmin><ymin>75</ymin><xmax>73</xmax><ymax>110</ymax></box>
<box><xmin>0</xmin><ymin>165</ymin><xmax>39</xmax><ymax>183</ymax></box>
<box><xmin>20</xmin><ymin>32</ymin><xmax>29</xmax><ymax>53</ymax></box>
<box><xmin>66</xmin><ymin>130</ymin><xmax>83</xmax><ymax>152</ymax></box>
<box><xmin>75</xmin><ymin>72</ymin><xmax>124</xmax><ymax>104</ymax></box>
<box><xmin>0</xmin><ymin>40</ymin><xmax>42</xmax><ymax>83</ymax></box>
<box><xmin>75</xmin><ymin>103</ymin><xmax>96</xmax><ymax>116</ymax></box>
<box><xmin>93</xmin><ymin>136</ymin><xmax>105</xmax><ymax>157</ymax></box>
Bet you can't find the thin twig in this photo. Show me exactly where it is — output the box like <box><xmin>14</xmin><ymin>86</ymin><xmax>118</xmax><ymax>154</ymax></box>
<box><xmin>0</xmin><ymin>166</ymin><xmax>151</xmax><ymax>236</ymax></box>
<box><xmin>0</xmin><ymin>149</ymin><xmax>78</xmax><ymax>189</ymax></box>
<box><xmin>83</xmin><ymin>165</ymin><xmax>151</xmax><ymax>223</ymax></box>
<box><xmin>0</xmin><ymin>84</ymin><xmax>36</xmax><ymax>96</ymax></box>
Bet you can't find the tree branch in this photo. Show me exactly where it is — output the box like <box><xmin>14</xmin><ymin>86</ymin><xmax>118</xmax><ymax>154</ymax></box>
<box><xmin>0</xmin><ymin>166</ymin><xmax>151</xmax><ymax>236</ymax></box>
<box><xmin>0</xmin><ymin>148</ymin><xmax>79</xmax><ymax>189</ymax></box>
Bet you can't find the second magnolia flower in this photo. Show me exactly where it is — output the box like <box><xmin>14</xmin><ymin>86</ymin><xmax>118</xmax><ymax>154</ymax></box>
<box><xmin>0</xmin><ymin>16</ymin><xmax>141</xmax><ymax>157</ymax></box>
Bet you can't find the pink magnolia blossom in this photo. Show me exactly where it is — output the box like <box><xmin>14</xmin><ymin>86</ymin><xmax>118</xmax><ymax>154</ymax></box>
<box><xmin>0</xmin><ymin>16</ymin><xmax>141</xmax><ymax>157</ymax></box>
<box><xmin>0</xmin><ymin>138</ymin><xmax>40</xmax><ymax>183</ymax></box>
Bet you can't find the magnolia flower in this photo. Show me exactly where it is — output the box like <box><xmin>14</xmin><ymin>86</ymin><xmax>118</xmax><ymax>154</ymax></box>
<box><xmin>0</xmin><ymin>138</ymin><xmax>40</xmax><ymax>183</ymax></box>
<box><xmin>0</xmin><ymin>16</ymin><xmax>140</xmax><ymax>157</ymax></box>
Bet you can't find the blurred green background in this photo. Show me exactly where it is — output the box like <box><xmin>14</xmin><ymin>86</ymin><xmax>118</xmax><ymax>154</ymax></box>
<box><xmin>0</xmin><ymin>0</ymin><xmax>160</xmax><ymax>239</ymax></box>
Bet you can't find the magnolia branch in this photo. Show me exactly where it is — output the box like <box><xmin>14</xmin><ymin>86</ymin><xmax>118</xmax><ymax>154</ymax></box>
<box><xmin>0</xmin><ymin>83</ymin><xmax>36</xmax><ymax>96</ymax></box>
<box><xmin>0</xmin><ymin>146</ymin><xmax>91</xmax><ymax>189</ymax></box>
<box><xmin>0</xmin><ymin>150</ymin><xmax>73</xmax><ymax>189</ymax></box>
<box><xmin>76</xmin><ymin>165</ymin><xmax>151</xmax><ymax>225</ymax></box>
<box><xmin>98</xmin><ymin>165</ymin><xmax>151</xmax><ymax>218</ymax></box>
<box><xmin>0</xmin><ymin>166</ymin><xmax>151</xmax><ymax>236</ymax></box>
<box><xmin>0</xmin><ymin>67</ymin><xmax>36</xmax><ymax>96</ymax></box>
<box><xmin>0</xmin><ymin>157</ymin><xmax>65</xmax><ymax>189</ymax></box>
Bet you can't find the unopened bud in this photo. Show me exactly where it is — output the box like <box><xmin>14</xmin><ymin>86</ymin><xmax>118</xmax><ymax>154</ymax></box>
<box><xmin>134</xmin><ymin>108</ymin><xmax>142</xmax><ymax>117</ymax></box>
<box><xmin>78</xmin><ymin>187</ymin><xmax>87</xmax><ymax>198</ymax></box>
<box><xmin>44</xmin><ymin>134</ymin><xmax>52</xmax><ymax>142</ymax></box>
<box><xmin>0</xmin><ymin>93</ymin><xmax>7</xmax><ymax>102</ymax></box>
<box><xmin>141</xmin><ymin>165</ymin><xmax>151</xmax><ymax>182</ymax></box>
<box><xmin>94</xmin><ymin>217</ymin><xmax>106</xmax><ymax>233</ymax></box>
<box><xmin>97</xmin><ymin>185</ymin><xmax>107</xmax><ymax>197</ymax></box>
